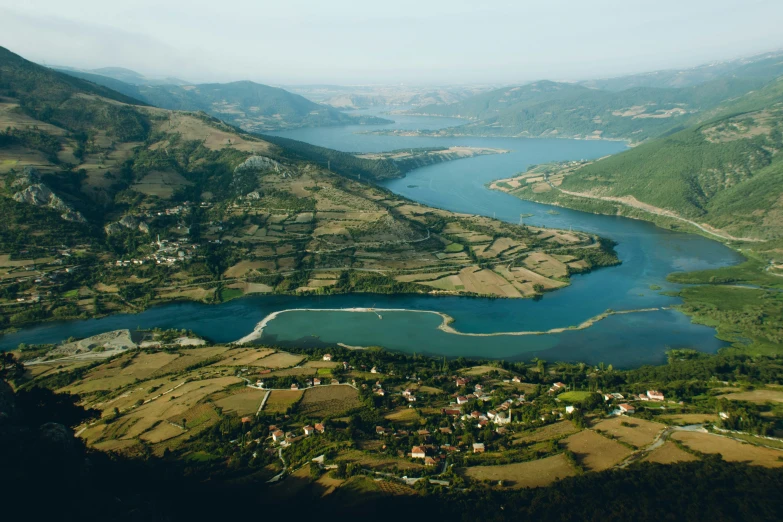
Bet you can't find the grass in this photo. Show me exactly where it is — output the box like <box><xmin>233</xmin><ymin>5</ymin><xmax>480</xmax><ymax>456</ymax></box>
<box><xmin>263</xmin><ymin>390</ymin><xmax>303</xmax><ymax>413</ymax></box>
<box><xmin>63</xmin><ymin>289</ymin><xmax>79</xmax><ymax>298</ymax></box>
<box><xmin>444</xmin><ymin>243</ymin><xmax>464</xmax><ymax>253</ymax></box>
<box><xmin>219</xmin><ymin>287</ymin><xmax>244</xmax><ymax>301</ymax></box>
<box><xmin>557</xmin><ymin>391</ymin><xmax>595</xmax><ymax>403</ymax></box>
<box><xmin>214</xmin><ymin>387</ymin><xmax>266</xmax><ymax>416</ymax></box>
<box><xmin>643</xmin><ymin>441</ymin><xmax>698</xmax><ymax>464</ymax></box>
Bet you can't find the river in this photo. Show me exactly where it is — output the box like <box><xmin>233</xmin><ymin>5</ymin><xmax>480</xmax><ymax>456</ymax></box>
<box><xmin>0</xmin><ymin>110</ymin><xmax>743</xmax><ymax>367</ymax></box>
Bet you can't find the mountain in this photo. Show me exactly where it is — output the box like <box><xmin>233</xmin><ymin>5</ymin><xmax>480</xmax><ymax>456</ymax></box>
<box><xmin>54</xmin><ymin>68</ymin><xmax>391</xmax><ymax>131</ymax></box>
<box><xmin>412</xmin><ymin>54</ymin><xmax>783</xmax><ymax>143</ymax></box>
<box><xmin>580</xmin><ymin>51</ymin><xmax>783</xmax><ymax>91</ymax></box>
<box><xmin>494</xmin><ymin>78</ymin><xmax>783</xmax><ymax>241</ymax></box>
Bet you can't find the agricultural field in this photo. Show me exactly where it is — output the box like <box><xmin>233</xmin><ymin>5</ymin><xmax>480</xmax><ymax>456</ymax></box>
<box><xmin>298</xmin><ymin>385</ymin><xmax>361</xmax><ymax>418</ymax></box>
<box><xmin>561</xmin><ymin>430</ymin><xmax>632</xmax><ymax>471</ymax></box>
<box><xmin>671</xmin><ymin>431</ymin><xmax>783</xmax><ymax>467</ymax></box>
<box><xmin>384</xmin><ymin>407</ymin><xmax>421</xmax><ymax>424</ymax></box>
<box><xmin>462</xmin><ymin>453</ymin><xmax>576</xmax><ymax>488</ymax></box>
<box><xmin>263</xmin><ymin>390</ymin><xmax>303</xmax><ymax>413</ymax></box>
<box><xmin>513</xmin><ymin>421</ymin><xmax>580</xmax><ymax>445</ymax></box>
<box><xmin>717</xmin><ymin>388</ymin><xmax>783</xmax><ymax>404</ymax></box>
<box><xmin>251</xmin><ymin>352</ymin><xmax>305</xmax><ymax>369</ymax></box>
<box><xmin>643</xmin><ymin>441</ymin><xmax>698</xmax><ymax>464</ymax></box>
<box><xmin>556</xmin><ymin>391</ymin><xmax>594</xmax><ymax>403</ymax></box>
<box><xmin>659</xmin><ymin>413</ymin><xmax>720</xmax><ymax>425</ymax></box>
<box><xmin>592</xmin><ymin>417</ymin><xmax>665</xmax><ymax>448</ymax></box>
<box><xmin>214</xmin><ymin>387</ymin><xmax>267</xmax><ymax>416</ymax></box>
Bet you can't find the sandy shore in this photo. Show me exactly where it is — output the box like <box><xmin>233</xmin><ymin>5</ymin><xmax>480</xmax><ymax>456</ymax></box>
<box><xmin>233</xmin><ymin>306</ymin><xmax>668</xmax><ymax>344</ymax></box>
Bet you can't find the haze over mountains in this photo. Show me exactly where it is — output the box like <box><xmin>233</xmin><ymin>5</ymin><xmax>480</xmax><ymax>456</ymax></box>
<box><xmin>53</xmin><ymin>66</ymin><xmax>391</xmax><ymax>132</ymax></box>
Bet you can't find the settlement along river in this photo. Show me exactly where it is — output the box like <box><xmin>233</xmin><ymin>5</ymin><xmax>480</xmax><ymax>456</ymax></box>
<box><xmin>0</xmin><ymin>111</ymin><xmax>744</xmax><ymax>367</ymax></box>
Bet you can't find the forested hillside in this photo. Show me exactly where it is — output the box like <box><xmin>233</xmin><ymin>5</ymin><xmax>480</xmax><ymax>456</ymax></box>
<box><xmin>552</xmin><ymin>78</ymin><xmax>783</xmax><ymax>240</ymax></box>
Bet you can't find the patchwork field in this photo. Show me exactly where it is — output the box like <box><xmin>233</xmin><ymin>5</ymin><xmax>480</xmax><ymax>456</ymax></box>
<box><xmin>562</xmin><ymin>430</ymin><xmax>632</xmax><ymax>471</ymax></box>
<box><xmin>462</xmin><ymin>453</ymin><xmax>576</xmax><ymax>488</ymax></box>
<box><xmin>717</xmin><ymin>389</ymin><xmax>783</xmax><ymax>404</ymax></box>
<box><xmin>672</xmin><ymin>431</ymin><xmax>783</xmax><ymax>467</ymax></box>
<box><xmin>251</xmin><ymin>352</ymin><xmax>305</xmax><ymax>368</ymax></box>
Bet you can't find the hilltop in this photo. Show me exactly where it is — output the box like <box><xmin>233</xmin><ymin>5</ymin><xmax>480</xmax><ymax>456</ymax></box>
<box><xmin>0</xmin><ymin>46</ymin><xmax>614</xmax><ymax>332</ymax></box>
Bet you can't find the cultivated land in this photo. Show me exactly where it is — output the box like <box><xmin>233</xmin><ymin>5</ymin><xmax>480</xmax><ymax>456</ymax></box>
<box><xmin>9</xmin><ymin>326</ymin><xmax>783</xmax><ymax>510</ymax></box>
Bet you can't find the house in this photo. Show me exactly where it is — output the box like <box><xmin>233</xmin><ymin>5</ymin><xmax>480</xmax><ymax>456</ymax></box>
<box><xmin>313</xmin><ymin>378</ymin><xmax>321</xmax><ymax>386</ymax></box>
<box><xmin>494</xmin><ymin>411</ymin><xmax>511</xmax><ymax>425</ymax></box>
<box><xmin>512</xmin><ymin>376</ymin><xmax>522</xmax><ymax>383</ymax></box>
<box><xmin>330</xmin><ymin>379</ymin><xmax>340</xmax><ymax>385</ymax></box>
<box><xmin>370</xmin><ymin>366</ymin><xmax>378</xmax><ymax>374</ymax></box>
<box><xmin>719</xmin><ymin>411</ymin><xmax>730</xmax><ymax>420</ymax></box>
<box><xmin>411</xmin><ymin>446</ymin><xmax>427</xmax><ymax>459</ymax></box>
<box><xmin>619</xmin><ymin>404</ymin><xmax>635</xmax><ymax>414</ymax></box>
<box><xmin>472</xmin><ymin>443</ymin><xmax>485</xmax><ymax>454</ymax></box>
<box><xmin>549</xmin><ymin>382</ymin><xmax>567</xmax><ymax>393</ymax></box>
<box><xmin>406</xmin><ymin>395</ymin><xmax>417</xmax><ymax>403</ymax></box>
<box><xmin>402</xmin><ymin>389</ymin><xmax>414</xmax><ymax>397</ymax></box>
<box><xmin>417</xmin><ymin>429</ymin><xmax>431</xmax><ymax>437</ymax></box>
<box><xmin>315</xmin><ymin>423</ymin><xmax>325</xmax><ymax>433</ymax></box>
<box><xmin>303</xmin><ymin>425</ymin><xmax>314</xmax><ymax>436</ymax></box>
<box><xmin>322</xmin><ymin>354</ymin><xmax>332</xmax><ymax>361</ymax></box>
<box><xmin>439</xmin><ymin>427</ymin><xmax>453</xmax><ymax>435</ymax></box>
<box><xmin>376</xmin><ymin>426</ymin><xmax>388</xmax><ymax>435</ymax></box>
<box><xmin>375</xmin><ymin>389</ymin><xmax>386</xmax><ymax>396</ymax></box>
<box><xmin>290</xmin><ymin>383</ymin><xmax>299</xmax><ymax>390</ymax></box>
<box><xmin>474</xmin><ymin>384</ymin><xmax>483</xmax><ymax>392</ymax></box>
<box><xmin>456</xmin><ymin>377</ymin><xmax>468</xmax><ymax>387</ymax></box>
<box><xmin>456</xmin><ymin>396</ymin><xmax>468</xmax><ymax>405</ymax></box>
<box><xmin>272</xmin><ymin>430</ymin><xmax>285</xmax><ymax>442</ymax></box>
<box><xmin>441</xmin><ymin>445</ymin><xmax>460</xmax><ymax>453</ymax></box>
<box><xmin>424</xmin><ymin>456</ymin><xmax>437</xmax><ymax>467</ymax></box>
<box><xmin>565</xmin><ymin>405</ymin><xmax>576</xmax><ymax>414</ymax></box>
<box><xmin>442</xmin><ymin>408</ymin><xmax>461</xmax><ymax>416</ymax></box>
<box><xmin>646</xmin><ymin>390</ymin><xmax>665</xmax><ymax>402</ymax></box>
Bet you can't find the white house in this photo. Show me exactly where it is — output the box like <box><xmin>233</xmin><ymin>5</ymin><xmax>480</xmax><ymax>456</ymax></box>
<box><xmin>619</xmin><ymin>404</ymin><xmax>635</xmax><ymax>414</ymax></box>
<box><xmin>646</xmin><ymin>390</ymin><xmax>665</xmax><ymax>401</ymax></box>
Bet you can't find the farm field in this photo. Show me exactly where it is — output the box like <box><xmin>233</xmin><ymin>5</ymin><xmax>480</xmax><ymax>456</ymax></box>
<box><xmin>717</xmin><ymin>389</ymin><xmax>783</xmax><ymax>403</ymax></box>
<box><xmin>214</xmin><ymin>387</ymin><xmax>267</xmax><ymax>416</ymax></box>
<box><xmin>462</xmin><ymin>453</ymin><xmax>576</xmax><ymax>488</ymax></box>
<box><xmin>643</xmin><ymin>441</ymin><xmax>698</xmax><ymax>464</ymax></box>
<box><xmin>592</xmin><ymin>417</ymin><xmax>665</xmax><ymax>448</ymax></box>
<box><xmin>251</xmin><ymin>352</ymin><xmax>305</xmax><ymax>368</ymax></box>
<box><xmin>556</xmin><ymin>391</ymin><xmax>594</xmax><ymax>403</ymax></box>
<box><xmin>384</xmin><ymin>407</ymin><xmax>421</xmax><ymax>424</ymax></box>
<box><xmin>513</xmin><ymin>421</ymin><xmax>579</xmax><ymax>444</ymax></box>
<box><xmin>263</xmin><ymin>390</ymin><xmax>303</xmax><ymax>413</ymax></box>
<box><xmin>659</xmin><ymin>413</ymin><xmax>719</xmax><ymax>425</ymax></box>
<box><xmin>298</xmin><ymin>385</ymin><xmax>361</xmax><ymax>418</ymax></box>
<box><xmin>671</xmin><ymin>431</ymin><xmax>783</xmax><ymax>467</ymax></box>
<box><xmin>562</xmin><ymin>430</ymin><xmax>632</xmax><ymax>471</ymax></box>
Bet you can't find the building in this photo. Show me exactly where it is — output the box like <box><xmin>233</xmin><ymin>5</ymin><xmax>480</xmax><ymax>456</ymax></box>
<box><xmin>456</xmin><ymin>395</ymin><xmax>468</xmax><ymax>405</ymax></box>
<box><xmin>456</xmin><ymin>377</ymin><xmax>469</xmax><ymax>387</ymax></box>
<box><xmin>315</xmin><ymin>423</ymin><xmax>325</xmax><ymax>434</ymax></box>
<box><xmin>376</xmin><ymin>426</ymin><xmax>388</xmax><ymax>435</ymax></box>
<box><xmin>549</xmin><ymin>382</ymin><xmax>567</xmax><ymax>393</ymax></box>
<box><xmin>619</xmin><ymin>404</ymin><xmax>635</xmax><ymax>414</ymax></box>
<box><xmin>424</xmin><ymin>457</ymin><xmax>437</xmax><ymax>467</ymax></box>
<box><xmin>472</xmin><ymin>443</ymin><xmax>485</xmax><ymax>454</ymax></box>
<box><xmin>272</xmin><ymin>430</ymin><xmax>285</xmax><ymax>442</ymax></box>
<box><xmin>313</xmin><ymin>378</ymin><xmax>321</xmax><ymax>386</ymax></box>
<box><xmin>322</xmin><ymin>354</ymin><xmax>332</xmax><ymax>361</ymax></box>
<box><xmin>290</xmin><ymin>383</ymin><xmax>299</xmax><ymax>390</ymax></box>
<box><xmin>303</xmin><ymin>425</ymin><xmax>314</xmax><ymax>436</ymax></box>
<box><xmin>565</xmin><ymin>405</ymin><xmax>576</xmax><ymax>414</ymax></box>
<box><xmin>411</xmin><ymin>446</ymin><xmax>427</xmax><ymax>459</ymax></box>
<box><xmin>647</xmin><ymin>390</ymin><xmax>665</xmax><ymax>401</ymax></box>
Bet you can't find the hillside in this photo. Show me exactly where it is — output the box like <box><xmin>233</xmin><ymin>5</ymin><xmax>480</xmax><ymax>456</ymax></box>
<box><xmin>411</xmin><ymin>55</ymin><xmax>783</xmax><ymax>143</ymax></box>
<box><xmin>0</xmin><ymin>46</ymin><xmax>614</xmax><ymax>332</ymax></box>
<box><xmin>494</xmin><ymin>78</ymin><xmax>783</xmax><ymax>242</ymax></box>
<box><xmin>55</xmin><ymin>68</ymin><xmax>391</xmax><ymax>131</ymax></box>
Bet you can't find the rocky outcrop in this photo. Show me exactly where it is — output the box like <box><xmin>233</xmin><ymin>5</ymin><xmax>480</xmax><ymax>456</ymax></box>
<box><xmin>231</xmin><ymin>155</ymin><xmax>285</xmax><ymax>196</ymax></box>
<box><xmin>105</xmin><ymin>215</ymin><xmax>150</xmax><ymax>235</ymax></box>
<box><xmin>13</xmin><ymin>183</ymin><xmax>87</xmax><ymax>222</ymax></box>
<box><xmin>11</xmin><ymin>167</ymin><xmax>87</xmax><ymax>223</ymax></box>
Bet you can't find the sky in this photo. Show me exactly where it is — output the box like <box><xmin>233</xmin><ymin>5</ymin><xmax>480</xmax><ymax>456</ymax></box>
<box><xmin>1</xmin><ymin>0</ymin><xmax>783</xmax><ymax>86</ymax></box>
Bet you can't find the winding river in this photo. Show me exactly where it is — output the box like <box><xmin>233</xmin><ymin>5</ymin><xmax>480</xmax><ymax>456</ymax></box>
<box><xmin>0</xmin><ymin>111</ymin><xmax>743</xmax><ymax>367</ymax></box>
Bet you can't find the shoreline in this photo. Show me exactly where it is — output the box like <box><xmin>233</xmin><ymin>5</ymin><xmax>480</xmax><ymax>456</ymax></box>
<box><xmin>234</xmin><ymin>306</ymin><xmax>669</xmax><ymax>344</ymax></box>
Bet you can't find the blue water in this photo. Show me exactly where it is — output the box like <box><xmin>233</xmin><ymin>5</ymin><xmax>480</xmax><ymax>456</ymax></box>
<box><xmin>0</xmin><ymin>111</ymin><xmax>743</xmax><ymax>367</ymax></box>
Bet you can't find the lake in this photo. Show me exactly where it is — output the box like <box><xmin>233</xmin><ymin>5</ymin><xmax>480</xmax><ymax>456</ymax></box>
<box><xmin>0</xmin><ymin>111</ymin><xmax>743</xmax><ymax>367</ymax></box>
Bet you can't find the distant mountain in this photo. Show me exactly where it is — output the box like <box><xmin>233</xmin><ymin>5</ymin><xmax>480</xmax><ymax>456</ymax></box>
<box><xmin>580</xmin><ymin>51</ymin><xmax>783</xmax><ymax>91</ymax></box>
<box><xmin>412</xmin><ymin>54</ymin><xmax>783</xmax><ymax>143</ymax></box>
<box><xmin>54</xmin><ymin>68</ymin><xmax>391</xmax><ymax>131</ymax></box>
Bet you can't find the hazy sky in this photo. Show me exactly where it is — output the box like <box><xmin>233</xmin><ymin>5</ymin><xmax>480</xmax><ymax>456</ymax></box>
<box><xmin>1</xmin><ymin>0</ymin><xmax>782</xmax><ymax>85</ymax></box>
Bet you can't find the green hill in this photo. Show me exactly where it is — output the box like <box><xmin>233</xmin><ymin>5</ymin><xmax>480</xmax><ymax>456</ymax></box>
<box><xmin>55</xmin><ymin>68</ymin><xmax>391</xmax><ymax>131</ymax></box>
<box><xmin>414</xmin><ymin>55</ymin><xmax>783</xmax><ymax>143</ymax></box>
